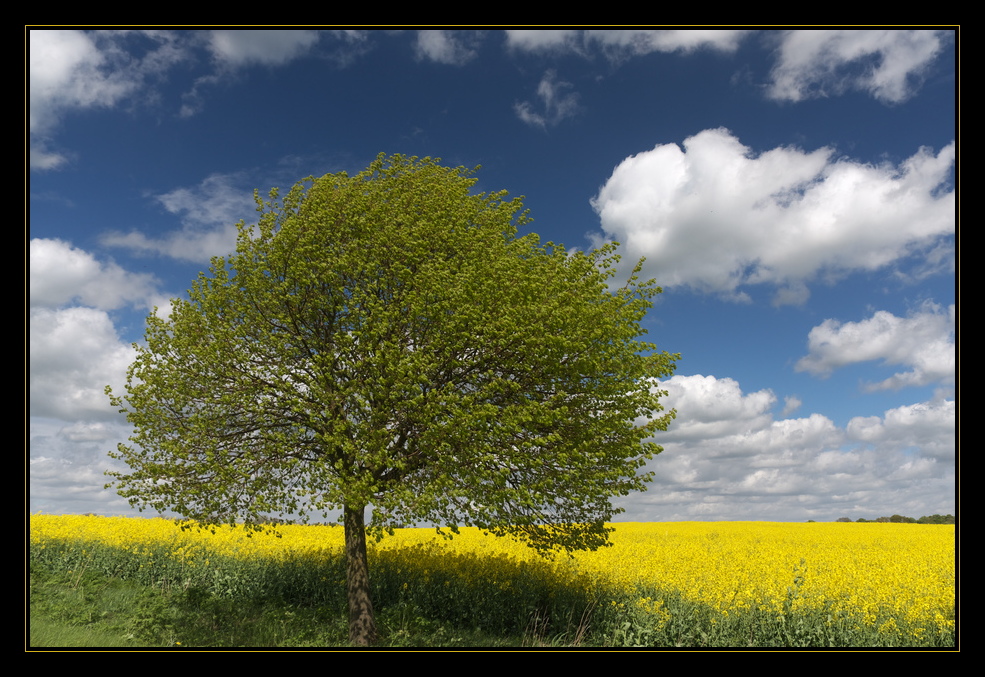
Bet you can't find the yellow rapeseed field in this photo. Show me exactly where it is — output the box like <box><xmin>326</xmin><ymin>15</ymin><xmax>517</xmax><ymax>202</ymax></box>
<box><xmin>579</xmin><ymin>522</ymin><xmax>954</xmax><ymax>631</ymax></box>
<box><xmin>30</xmin><ymin>514</ymin><xmax>954</xmax><ymax>640</ymax></box>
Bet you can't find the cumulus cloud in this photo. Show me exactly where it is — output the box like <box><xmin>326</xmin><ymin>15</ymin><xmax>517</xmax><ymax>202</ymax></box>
<box><xmin>590</xmin><ymin>128</ymin><xmax>954</xmax><ymax>303</ymax></box>
<box><xmin>29</xmin><ymin>30</ymin><xmax>339</xmax><ymax>154</ymax></box>
<box><xmin>31</xmin><ymin>30</ymin><xmax>135</xmax><ymax>134</ymax></box>
<box><xmin>505</xmin><ymin>29</ymin><xmax>749</xmax><ymax>58</ymax></box>
<box><xmin>767</xmin><ymin>29</ymin><xmax>950</xmax><ymax>103</ymax></box>
<box><xmin>514</xmin><ymin>70</ymin><xmax>581</xmax><ymax>129</ymax></box>
<box><xmin>29</xmin><ymin>30</ymin><xmax>186</xmax><ymax>169</ymax></box>
<box><xmin>414</xmin><ymin>30</ymin><xmax>480</xmax><ymax>65</ymax></box>
<box><xmin>847</xmin><ymin>399</ymin><xmax>955</xmax><ymax>461</ymax></box>
<box><xmin>625</xmin><ymin>373</ymin><xmax>954</xmax><ymax>521</ymax></box>
<box><xmin>506</xmin><ymin>30</ymin><xmax>948</xmax><ymax>106</ymax></box>
<box><xmin>181</xmin><ymin>31</ymin><xmax>375</xmax><ymax>116</ymax></box>
<box><xmin>30</xmin><ymin>238</ymin><xmax>164</xmax><ymax>311</ymax></box>
<box><xmin>30</xmin><ymin>306</ymin><xmax>137</xmax><ymax>420</ymax></box>
<box><xmin>780</xmin><ymin>395</ymin><xmax>802</xmax><ymax>417</ymax></box>
<box><xmin>208</xmin><ymin>30</ymin><xmax>320</xmax><ymax>67</ymax></box>
<box><xmin>28</xmin><ymin>239</ymin><xmax>172</xmax><ymax>423</ymax></box>
<box><xmin>504</xmin><ymin>29</ymin><xmax>581</xmax><ymax>52</ymax></box>
<box><xmin>796</xmin><ymin>301</ymin><xmax>955</xmax><ymax>390</ymax></box>
<box><xmin>656</xmin><ymin>374</ymin><xmax>776</xmax><ymax>442</ymax></box>
<box><xmin>154</xmin><ymin>173</ymin><xmax>254</xmax><ymax>227</ymax></box>
<box><xmin>29</xmin><ymin>239</ymin><xmax>166</xmax><ymax>505</ymax></box>
<box><xmin>587</xmin><ymin>29</ymin><xmax>749</xmax><ymax>55</ymax></box>
<box><xmin>101</xmin><ymin>173</ymin><xmax>256</xmax><ymax>262</ymax></box>
<box><xmin>100</xmin><ymin>226</ymin><xmax>241</xmax><ymax>264</ymax></box>
<box><xmin>30</xmin><ymin>417</ymin><xmax>137</xmax><ymax>514</ymax></box>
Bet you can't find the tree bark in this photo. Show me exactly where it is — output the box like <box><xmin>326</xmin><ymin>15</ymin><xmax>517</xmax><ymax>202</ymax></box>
<box><xmin>343</xmin><ymin>503</ymin><xmax>377</xmax><ymax>646</ymax></box>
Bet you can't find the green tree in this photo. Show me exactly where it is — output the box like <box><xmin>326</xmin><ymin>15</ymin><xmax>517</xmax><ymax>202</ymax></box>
<box><xmin>106</xmin><ymin>154</ymin><xmax>678</xmax><ymax>646</ymax></box>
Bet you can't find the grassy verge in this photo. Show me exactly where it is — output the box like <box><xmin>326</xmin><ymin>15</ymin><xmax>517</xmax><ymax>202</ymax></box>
<box><xmin>29</xmin><ymin>561</ymin><xmax>529</xmax><ymax>648</ymax></box>
<box><xmin>29</xmin><ymin>557</ymin><xmax>954</xmax><ymax>649</ymax></box>
<box><xmin>29</xmin><ymin>525</ymin><xmax>954</xmax><ymax>649</ymax></box>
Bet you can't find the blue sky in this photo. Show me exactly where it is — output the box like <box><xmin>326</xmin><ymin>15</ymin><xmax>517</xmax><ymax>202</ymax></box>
<box><xmin>29</xmin><ymin>29</ymin><xmax>956</xmax><ymax>523</ymax></box>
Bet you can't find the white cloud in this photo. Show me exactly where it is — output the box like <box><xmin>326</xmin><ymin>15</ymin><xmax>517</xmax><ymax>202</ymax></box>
<box><xmin>60</xmin><ymin>421</ymin><xmax>117</xmax><ymax>443</ymax></box>
<box><xmin>30</xmin><ymin>30</ymin><xmax>134</xmax><ymax>134</ymax></box>
<box><xmin>100</xmin><ymin>226</ymin><xmax>242</xmax><ymax>264</ymax></box>
<box><xmin>208</xmin><ymin>30</ymin><xmax>320</xmax><ymax>67</ymax></box>
<box><xmin>30</xmin><ymin>144</ymin><xmax>71</xmax><ymax>171</ymax></box>
<box><xmin>30</xmin><ymin>417</ymin><xmax>137</xmax><ymax>515</ymax></box>
<box><xmin>322</xmin><ymin>30</ymin><xmax>374</xmax><ymax>67</ymax></box>
<box><xmin>506</xmin><ymin>30</ymin><xmax>948</xmax><ymax>105</ymax></box>
<box><xmin>657</xmin><ymin>374</ymin><xmax>776</xmax><ymax>442</ymax></box>
<box><xmin>29</xmin><ymin>30</ymin><xmax>332</xmax><ymax>155</ymax></box>
<box><xmin>155</xmin><ymin>172</ymin><xmax>254</xmax><ymax>228</ymax></box>
<box><xmin>30</xmin><ymin>306</ymin><xmax>137</xmax><ymax>420</ymax></box>
<box><xmin>414</xmin><ymin>30</ymin><xmax>480</xmax><ymax>65</ymax></box>
<box><xmin>590</xmin><ymin>128</ymin><xmax>954</xmax><ymax>302</ymax></box>
<box><xmin>796</xmin><ymin>301</ymin><xmax>954</xmax><ymax>390</ymax></box>
<box><xmin>504</xmin><ymin>29</ymin><xmax>580</xmax><ymax>52</ymax></box>
<box><xmin>101</xmin><ymin>173</ymin><xmax>256</xmax><ymax>262</ymax></box>
<box><xmin>29</xmin><ymin>238</ymin><xmax>170</xmax><ymax>511</ymax></box>
<box><xmin>780</xmin><ymin>395</ymin><xmax>802</xmax><ymax>417</ymax></box>
<box><xmin>30</xmin><ymin>30</ymin><xmax>131</xmax><ymax>169</ymax></box>
<box><xmin>181</xmin><ymin>31</ymin><xmax>372</xmax><ymax>117</ymax></box>
<box><xmin>767</xmin><ymin>29</ymin><xmax>950</xmax><ymax>103</ymax></box>
<box><xmin>28</xmin><ymin>239</ymin><xmax>170</xmax><ymax>432</ymax></box>
<box><xmin>514</xmin><ymin>70</ymin><xmax>581</xmax><ymax>129</ymax></box>
<box><xmin>505</xmin><ymin>29</ymin><xmax>748</xmax><ymax>58</ymax></box>
<box><xmin>30</xmin><ymin>238</ymin><xmax>164</xmax><ymax>311</ymax></box>
<box><xmin>624</xmin><ymin>373</ymin><xmax>954</xmax><ymax>521</ymax></box>
<box><xmin>847</xmin><ymin>399</ymin><xmax>955</xmax><ymax>461</ymax></box>
<box><xmin>585</xmin><ymin>29</ymin><xmax>749</xmax><ymax>55</ymax></box>
<box><xmin>29</xmin><ymin>30</ymin><xmax>186</xmax><ymax>169</ymax></box>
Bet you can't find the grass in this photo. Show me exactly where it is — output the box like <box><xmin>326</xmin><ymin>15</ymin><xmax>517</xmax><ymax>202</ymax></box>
<box><xmin>28</xmin><ymin>562</ymin><xmax>529</xmax><ymax>648</ymax></box>
<box><xmin>29</xmin><ymin>559</ymin><xmax>955</xmax><ymax>649</ymax></box>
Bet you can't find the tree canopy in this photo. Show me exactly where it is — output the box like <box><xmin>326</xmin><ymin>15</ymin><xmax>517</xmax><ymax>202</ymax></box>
<box><xmin>106</xmin><ymin>154</ymin><xmax>678</xmax><ymax>644</ymax></box>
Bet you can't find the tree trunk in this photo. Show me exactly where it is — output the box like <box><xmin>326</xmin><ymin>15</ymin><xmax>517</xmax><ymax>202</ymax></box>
<box><xmin>343</xmin><ymin>503</ymin><xmax>377</xmax><ymax>646</ymax></box>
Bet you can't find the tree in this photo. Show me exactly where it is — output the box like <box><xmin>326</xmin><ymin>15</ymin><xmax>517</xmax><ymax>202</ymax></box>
<box><xmin>106</xmin><ymin>154</ymin><xmax>678</xmax><ymax>645</ymax></box>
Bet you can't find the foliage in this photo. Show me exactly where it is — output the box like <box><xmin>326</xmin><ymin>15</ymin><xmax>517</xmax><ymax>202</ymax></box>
<box><xmin>104</xmin><ymin>154</ymin><xmax>678</xmax><ymax>643</ymax></box>
<box><xmin>852</xmin><ymin>514</ymin><xmax>955</xmax><ymax>524</ymax></box>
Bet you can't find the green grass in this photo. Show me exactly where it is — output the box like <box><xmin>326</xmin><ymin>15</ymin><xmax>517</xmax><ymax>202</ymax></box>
<box><xmin>29</xmin><ymin>545</ymin><xmax>955</xmax><ymax>649</ymax></box>
<box><xmin>28</xmin><ymin>562</ymin><xmax>528</xmax><ymax>648</ymax></box>
<box><xmin>30</xmin><ymin>618</ymin><xmax>143</xmax><ymax>648</ymax></box>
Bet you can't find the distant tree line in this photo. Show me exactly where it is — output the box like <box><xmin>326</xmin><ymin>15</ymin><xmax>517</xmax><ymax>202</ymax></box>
<box><xmin>834</xmin><ymin>514</ymin><xmax>955</xmax><ymax>524</ymax></box>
